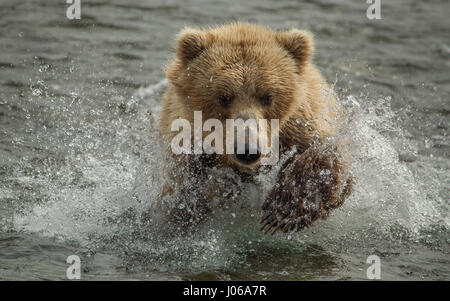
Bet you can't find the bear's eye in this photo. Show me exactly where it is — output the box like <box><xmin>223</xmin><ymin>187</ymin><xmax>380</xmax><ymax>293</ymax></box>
<box><xmin>218</xmin><ymin>95</ymin><xmax>233</xmax><ymax>108</ymax></box>
<box><xmin>259</xmin><ymin>93</ymin><xmax>273</xmax><ymax>106</ymax></box>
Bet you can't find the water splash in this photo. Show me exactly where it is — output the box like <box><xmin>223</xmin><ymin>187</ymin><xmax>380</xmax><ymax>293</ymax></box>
<box><xmin>12</xmin><ymin>80</ymin><xmax>447</xmax><ymax>273</ymax></box>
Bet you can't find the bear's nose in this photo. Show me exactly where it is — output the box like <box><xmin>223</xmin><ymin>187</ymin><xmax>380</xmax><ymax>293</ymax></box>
<box><xmin>235</xmin><ymin>143</ymin><xmax>261</xmax><ymax>164</ymax></box>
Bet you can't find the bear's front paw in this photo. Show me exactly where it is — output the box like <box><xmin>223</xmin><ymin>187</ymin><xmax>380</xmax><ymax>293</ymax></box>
<box><xmin>260</xmin><ymin>145</ymin><xmax>353</xmax><ymax>234</ymax></box>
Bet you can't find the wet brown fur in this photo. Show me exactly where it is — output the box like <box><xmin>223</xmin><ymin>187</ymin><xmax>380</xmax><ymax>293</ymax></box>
<box><xmin>159</xmin><ymin>23</ymin><xmax>353</xmax><ymax>234</ymax></box>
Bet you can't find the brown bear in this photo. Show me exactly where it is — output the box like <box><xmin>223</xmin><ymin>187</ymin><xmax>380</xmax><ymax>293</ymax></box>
<box><xmin>158</xmin><ymin>22</ymin><xmax>353</xmax><ymax>235</ymax></box>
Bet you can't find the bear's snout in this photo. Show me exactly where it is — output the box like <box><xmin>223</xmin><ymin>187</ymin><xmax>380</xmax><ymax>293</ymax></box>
<box><xmin>234</xmin><ymin>143</ymin><xmax>261</xmax><ymax>165</ymax></box>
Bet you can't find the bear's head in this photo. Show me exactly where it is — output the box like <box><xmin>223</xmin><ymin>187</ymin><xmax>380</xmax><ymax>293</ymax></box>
<box><xmin>166</xmin><ymin>23</ymin><xmax>314</xmax><ymax>170</ymax></box>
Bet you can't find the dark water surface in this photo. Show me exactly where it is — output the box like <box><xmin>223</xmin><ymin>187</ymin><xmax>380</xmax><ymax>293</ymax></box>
<box><xmin>0</xmin><ymin>0</ymin><xmax>448</xmax><ymax>280</ymax></box>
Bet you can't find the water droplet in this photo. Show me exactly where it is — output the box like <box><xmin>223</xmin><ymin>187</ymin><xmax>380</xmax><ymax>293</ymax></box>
<box><xmin>38</xmin><ymin>64</ymin><xmax>49</xmax><ymax>73</ymax></box>
<box><xmin>32</xmin><ymin>88</ymin><xmax>42</xmax><ymax>96</ymax></box>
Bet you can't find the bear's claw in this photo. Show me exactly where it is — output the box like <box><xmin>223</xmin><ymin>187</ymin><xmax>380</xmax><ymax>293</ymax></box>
<box><xmin>260</xmin><ymin>145</ymin><xmax>353</xmax><ymax>235</ymax></box>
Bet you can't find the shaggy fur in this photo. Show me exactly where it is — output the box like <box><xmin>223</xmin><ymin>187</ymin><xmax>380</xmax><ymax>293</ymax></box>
<box><xmin>261</xmin><ymin>144</ymin><xmax>354</xmax><ymax>234</ymax></box>
<box><xmin>159</xmin><ymin>22</ymin><xmax>353</xmax><ymax>234</ymax></box>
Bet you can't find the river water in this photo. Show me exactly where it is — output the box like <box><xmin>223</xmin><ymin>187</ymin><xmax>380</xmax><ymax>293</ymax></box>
<box><xmin>0</xmin><ymin>0</ymin><xmax>448</xmax><ymax>280</ymax></box>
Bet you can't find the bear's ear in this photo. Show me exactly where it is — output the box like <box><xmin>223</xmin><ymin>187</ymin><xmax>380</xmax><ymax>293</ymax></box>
<box><xmin>276</xmin><ymin>29</ymin><xmax>314</xmax><ymax>68</ymax></box>
<box><xmin>175</xmin><ymin>27</ymin><xmax>213</xmax><ymax>64</ymax></box>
